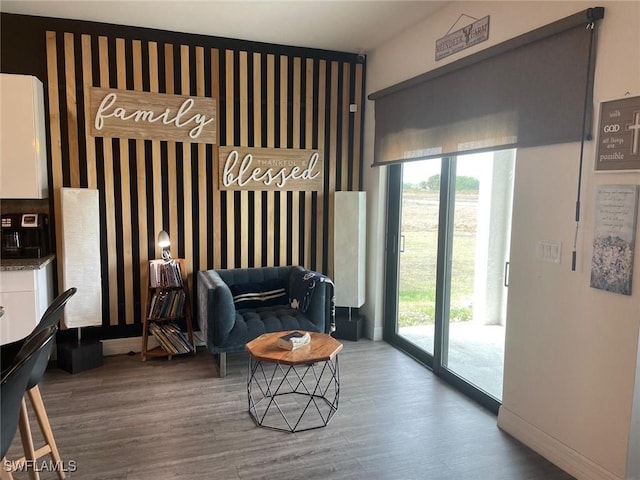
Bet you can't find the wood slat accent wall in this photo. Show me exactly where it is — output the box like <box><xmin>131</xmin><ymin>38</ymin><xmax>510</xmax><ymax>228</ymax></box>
<box><xmin>36</xmin><ymin>23</ymin><xmax>365</xmax><ymax>335</ymax></box>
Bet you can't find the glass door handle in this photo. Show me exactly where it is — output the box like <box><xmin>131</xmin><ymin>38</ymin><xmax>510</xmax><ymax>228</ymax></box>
<box><xmin>504</xmin><ymin>261</ymin><xmax>510</xmax><ymax>287</ymax></box>
<box><xmin>400</xmin><ymin>234</ymin><xmax>405</xmax><ymax>253</ymax></box>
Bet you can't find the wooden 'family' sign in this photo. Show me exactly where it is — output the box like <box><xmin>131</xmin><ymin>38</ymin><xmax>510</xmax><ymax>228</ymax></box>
<box><xmin>89</xmin><ymin>87</ymin><xmax>216</xmax><ymax>144</ymax></box>
<box><xmin>218</xmin><ymin>146</ymin><xmax>324</xmax><ymax>191</ymax></box>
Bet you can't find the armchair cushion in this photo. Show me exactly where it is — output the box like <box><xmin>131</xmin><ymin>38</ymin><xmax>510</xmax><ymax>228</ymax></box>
<box><xmin>230</xmin><ymin>278</ymin><xmax>288</xmax><ymax>309</ymax></box>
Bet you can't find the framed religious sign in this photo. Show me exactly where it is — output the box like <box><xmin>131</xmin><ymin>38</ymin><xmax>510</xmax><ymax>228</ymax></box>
<box><xmin>590</xmin><ymin>184</ymin><xmax>639</xmax><ymax>295</ymax></box>
<box><xmin>595</xmin><ymin>95</ymin><xmax>640</xmax><ymax>171</ymax></box>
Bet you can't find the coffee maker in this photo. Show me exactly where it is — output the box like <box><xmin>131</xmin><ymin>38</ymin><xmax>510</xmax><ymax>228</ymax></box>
<box><xmin>1</xmin><ymin>213</ymin><xmax>50</xmax><ymax>259</ymax></box>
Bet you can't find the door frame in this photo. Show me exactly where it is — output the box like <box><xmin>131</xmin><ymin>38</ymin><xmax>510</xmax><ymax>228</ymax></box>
<box><xmin>383</xmin><ymin>158</ymin><xmax>501</xmax><ymax>414</ymax></box>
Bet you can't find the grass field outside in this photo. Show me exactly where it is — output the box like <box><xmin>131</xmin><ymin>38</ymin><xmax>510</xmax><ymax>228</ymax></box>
<box><xmin>396</xmin><ymin>156</ymin><xmax>511</xmax><ymax>399</ymax></box>
<box><xmin>399</xmin><ymin>189</ymin><xmax>478</xmax><ymax>327</ymax></box>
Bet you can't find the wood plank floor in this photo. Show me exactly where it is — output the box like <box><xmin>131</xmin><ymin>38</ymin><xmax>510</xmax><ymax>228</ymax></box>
<box><xmin>4</xmin><ymin>340</ymin><xmax>575</xmax><ymax>480</ymax></box>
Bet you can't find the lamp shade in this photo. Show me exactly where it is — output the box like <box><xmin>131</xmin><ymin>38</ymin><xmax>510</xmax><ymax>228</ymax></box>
<box><xmin>157</xmin><ymin>230</ymin><xmax>171</xmax><ymax>259</ymax></box>
<box><xmin>157</xmin><ymin>230</ymin><xmax>170</xmax><ymax>248</ymax></box>
<box><xmin>60</xmin><ymin>187</ymin><xmax>102</xmax><ymax>328</ymax></box>
<box><xmin>333</xmin><ymin>191</ymin><xmax>366</xmax><ymax>308</ymax></box>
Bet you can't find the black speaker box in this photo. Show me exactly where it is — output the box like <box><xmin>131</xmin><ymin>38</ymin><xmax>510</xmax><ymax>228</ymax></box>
<box><xmin>57</xmin><ymin>340</ymin><xmax>103</xmax><ymax>374</ymax></box>
<box><xmin>333</xmin><ymin>314</ymin><xmax>363</xmax><ymax>341</ymax></box>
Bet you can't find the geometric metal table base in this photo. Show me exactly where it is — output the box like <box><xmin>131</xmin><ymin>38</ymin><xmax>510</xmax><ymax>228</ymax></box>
<box><xmin>247</xmin><ymin>355</ymin><xmax>340</xmax><ymax>433</ymax></box>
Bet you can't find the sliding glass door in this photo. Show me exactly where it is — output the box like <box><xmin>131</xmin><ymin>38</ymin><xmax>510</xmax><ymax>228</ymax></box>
<box><xmin>394</xmin><ymin>159</ymin><xmax>442</xmax><ymax>357</ymax></box>
<box><xmin>385</xmin><ymin>150</ymin><xmax>515</xmax><ymax>411</ymax></box>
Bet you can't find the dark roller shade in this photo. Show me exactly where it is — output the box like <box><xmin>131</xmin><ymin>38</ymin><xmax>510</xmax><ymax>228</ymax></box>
<box><xmin>370</xmin><ymin>7</ymin><xmax>604</xmax><ymax>166</ymax></box>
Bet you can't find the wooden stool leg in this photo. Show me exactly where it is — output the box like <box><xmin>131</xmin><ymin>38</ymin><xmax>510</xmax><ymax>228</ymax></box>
<box><xmin>1</xmin><ymin>457</ymin><xmax>14</xmax><ymax>480</ymax></box>
<box><xmin>17</xmin><ymin>398</ymin><xmax>39</xmax><ymax>480</ymax></box>
<box><xmin>27</xmin><ymin>386</ymin><xmax>65</xmax><ymax>480</ymax></box>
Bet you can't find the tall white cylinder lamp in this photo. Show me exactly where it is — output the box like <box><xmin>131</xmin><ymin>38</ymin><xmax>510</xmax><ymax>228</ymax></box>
<box><xmin>333</xmin><ymin>191</ymin><xmax>366</xmax><ymax>317</ymax></box>
<box><xmin>58</xmin><ymin>187</ymin><xmax>103</xmax><ymax>373</ymax></box>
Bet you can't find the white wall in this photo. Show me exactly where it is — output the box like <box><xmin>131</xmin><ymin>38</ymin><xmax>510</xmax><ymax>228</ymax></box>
<box><xmin>362</xmin><ymin>2</ymin><xmax>640</xmax><ymax>479</ymax></box>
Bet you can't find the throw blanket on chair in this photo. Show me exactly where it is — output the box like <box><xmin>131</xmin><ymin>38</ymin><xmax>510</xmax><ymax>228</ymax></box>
<box><xmin>290</xmin><ymin>269</ymin><xmax>336</xmax><ymax>332</ymax></box>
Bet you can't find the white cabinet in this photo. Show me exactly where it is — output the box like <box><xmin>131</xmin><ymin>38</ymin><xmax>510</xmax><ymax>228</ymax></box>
<box><xmin>0</xmin><ymin>264</ymin><xmax>53</xmax><ymax>345</ymax></box>
<box><xmin>0</xmin><ymin>74</ymin><xmax>49</xmax><ymax>199</ymax></box>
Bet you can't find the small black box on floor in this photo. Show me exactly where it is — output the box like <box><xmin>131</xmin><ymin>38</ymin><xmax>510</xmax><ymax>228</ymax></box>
<box><xmin>333</xmin><ymin>315</ymin><xmax>363</xmax><ymax>341</ymax></box>
<box><xmin>57</xmin><ymin>340</ymin><xmax>103</xmax><ymax>374</ymax></box>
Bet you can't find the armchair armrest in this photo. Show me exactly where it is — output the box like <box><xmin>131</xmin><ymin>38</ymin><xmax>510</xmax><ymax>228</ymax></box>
<box><xmin>289</xmin><ymin>266</ymin><xmax>334</xmax><ymax>334</ymax></box>
<box><xmin>197</xmin><ymin>270</ymin><xmax>236</xmax><ymax>349</ymax></box>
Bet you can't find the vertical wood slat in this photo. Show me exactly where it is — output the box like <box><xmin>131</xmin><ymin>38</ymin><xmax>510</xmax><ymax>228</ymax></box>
<box><xmin>211</xmin><ymin>48</ymin><xmax>221</xmax><ymax>269</ymax></box>
<box><xmin>279</xmin><ymin>55</ymin><xmax>288</xmax><ymax>266</ymax></box>
<box><xmin>116</xmin><ymin>38</ymin><xmax>134</xmax><ymax>325</ymax></box>
<box><xmin>304</xmin><ymin>58</ymin><xmax>314</xmax><ymax>269</ymax></box>
<box><xmin>98</xmin><ymin>36</ymin><xmax>119</xmax><ymax>326</ymax></box>
<box><xmin>353</xmin><ymin>63</ymin><xmax>363</xmax><ymax>191</ymax></box>
<box><xmin>180</xmin><ymin>45</ymin><xmax>193</xmax><ymax>289</ymax></box>
<box><xmin>81</xmin><ymin>35</ymin><xmax>97</xmax><ymax>190</ymax></box>
<box><xmin>327</xmin><ymin>61</ymin><xmax>339</xmax><ymax>278</ymax></box>
<box><xmin>266</xmin><ymin>54</ymin><xmax>275</xmax><ymax>267</ymax></box>
<box><xmin>291</xmin><ymin>57</ymin><xmax>301</xmax><ymax>267</ymax></box>
<box><xmin>239</xmin><ymin>51</ymin><xmax>249</xmax><ymax>268</ymax></box>
<box><xmin>341</xmin><ymin>62</ymin><xmax>350</xmax><ymax>192</ymax></box>
<box><xmin>253</xmin><ymin>52</ymin><xmax>263</xmax><ymax>267</ymax></box>
<box><xmin>316</xmin><ymin>60</ymin><xmax>326</xmax><ymax>272</ymax></box>
<box><xmin>149</xmin><ymin>42</ymin><xmax>163</xmax><ymax>261</ymax></box>
<box><xmin>63</xmin><ymin>32</ymin><xmax>80</xmax><ymax>188</ymax></box>
<box><xmin>225</xmin><ymin>49</ymin><xmax>235</xmax><ymax>268</ymax></box>
<box><xmin>196</xmin><ymin>46</ymin><xmax>208</xmax><ymax>272</ymax></box>
<box><xmin>165</xmin><ymin>44</ymin><xmax>179</xmax><ymax>264</ymax></box>
<box><xmin>132</xmin><ymin>39</ymin><xmax>149</xmax><ymax>323</ymax></box>
<box><xmin>45</xmin><ymin>32</ymin><xmax>65</xmax><ymax>300</ymax></box>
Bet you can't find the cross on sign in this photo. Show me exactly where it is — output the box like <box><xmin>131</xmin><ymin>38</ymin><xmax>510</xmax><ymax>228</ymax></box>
<box><xmin>627</xmin><ymin>111</ymin><xmax>640</xmax><ymax>155</ymax></box>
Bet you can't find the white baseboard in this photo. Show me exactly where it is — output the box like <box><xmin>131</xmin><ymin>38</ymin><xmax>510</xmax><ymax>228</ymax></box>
<box><xmin>371</xmin><ymin>325</ymin><xmax>383</xmax><ymax>341</ymax></box>
<box><xmin>497</xmin><ymin>406</ymin><xmax>621</xmax><ymax>480</ymax></box>
<box><xmin>101</xmin><ymin>332</ymin><xmax>206</xmax><ymax>356</ymax></box>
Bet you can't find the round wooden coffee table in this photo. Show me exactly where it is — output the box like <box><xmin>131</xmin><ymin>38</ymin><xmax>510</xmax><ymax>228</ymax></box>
<box><xmin>245</xmin><ymin>331</ymin><xmax>343</xmax><ymax>433</ymax></box>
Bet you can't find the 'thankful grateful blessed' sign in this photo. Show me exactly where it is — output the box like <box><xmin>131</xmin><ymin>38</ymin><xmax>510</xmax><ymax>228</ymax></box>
<box><xmin>89</xmin><ymin>87</ymin><xmax>216</xmax><ymax>143</ymax></box>
<box><xmin>218</xmin><ymin>146</ymin><xmax>324</xmax><ymax>191</ymax></box>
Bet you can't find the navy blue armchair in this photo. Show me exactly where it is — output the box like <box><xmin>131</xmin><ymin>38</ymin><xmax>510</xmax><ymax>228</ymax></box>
<box><xmin>197</xmin><ymin>265</ymin><xmax>334</xmax><ymax>376</ymax></box>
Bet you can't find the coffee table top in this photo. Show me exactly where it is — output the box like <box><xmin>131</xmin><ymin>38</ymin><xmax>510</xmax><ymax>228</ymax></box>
<box><xmin>245</xmin><ymin>331</ymin><xmax>343</xmax><ymax>365</ymax></box>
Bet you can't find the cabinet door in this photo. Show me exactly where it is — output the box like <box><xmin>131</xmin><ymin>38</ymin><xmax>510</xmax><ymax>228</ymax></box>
<box><xmin>0</xmin><ymin>291</ymin><xmax>37</xmax><ymax>345</ymax></box>
<box><xmin>0</xmin><ymin>74</ymin><xmax>48</xmax><ymax>199</ymax></box>
<box><xmin>0</xmin><ymin>267</ymin><xmax>51</xmax><ymax>345</ymax></box>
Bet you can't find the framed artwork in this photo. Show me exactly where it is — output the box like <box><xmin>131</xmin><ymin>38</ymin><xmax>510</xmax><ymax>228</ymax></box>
<box><xmin>590</xmin><ymin>184</ymin><xmax>639</xmax><ymax>295</ymax></box>
<box><xmin>595</xmin><ymin>95</ymin><xmax>640</xmax><ymax>171</ymax></box>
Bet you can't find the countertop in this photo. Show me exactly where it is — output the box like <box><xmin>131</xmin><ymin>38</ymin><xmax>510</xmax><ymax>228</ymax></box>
<box><xmin>0</xmin><ymin>254</ymin><xmax>55</xmax><ymax>271</ymax></box>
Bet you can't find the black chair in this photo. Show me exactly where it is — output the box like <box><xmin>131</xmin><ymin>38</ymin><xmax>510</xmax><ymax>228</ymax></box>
<box><xmin>1</xmin><ymin>325</ymin><xmax>58</xmax><ymax>480</ymax></box>
<box><xmin>1</xmin><ymin>288</ymin><xmax>77</xmax><ymax>374</ymax></box>
<box><xmin>0</xmin><ymin>288</ymin><xmax>77</xmax><ymax>480</ymax></box>
<box><xmin>19</xmin><ymin>288</ymin><xmax>77</xmax><ymax>480</ymax></box>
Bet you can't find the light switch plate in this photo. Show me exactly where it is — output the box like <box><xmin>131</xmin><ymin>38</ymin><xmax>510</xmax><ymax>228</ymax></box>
<box><xmin>537</xmin><ymin>241</ymin><xmax>562</xmax><ymax>263</ymax></box>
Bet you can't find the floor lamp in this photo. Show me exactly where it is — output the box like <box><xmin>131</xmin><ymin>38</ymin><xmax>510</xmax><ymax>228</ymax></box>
<box><xmin>333</xmin><ymin>191</ymin><xmax>366</xmax><ymax>340</ymax></box>
<box><xmin>57</xmin><ymin>187</ymin><xmax>103</xmax><ymax>373</ymax></box>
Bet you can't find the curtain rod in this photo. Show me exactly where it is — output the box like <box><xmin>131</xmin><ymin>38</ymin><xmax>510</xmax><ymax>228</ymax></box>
<box><xmin>369</xmin><ymin>7</ymin><xmax>604</xmax><ymax>101</ymax></box>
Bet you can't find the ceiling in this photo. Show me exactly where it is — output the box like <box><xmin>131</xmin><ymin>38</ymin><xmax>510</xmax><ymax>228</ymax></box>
<box><xmin>0</xmin><ymin>0</ymin><xmax>448</xmax><ymax>53</ymax></box>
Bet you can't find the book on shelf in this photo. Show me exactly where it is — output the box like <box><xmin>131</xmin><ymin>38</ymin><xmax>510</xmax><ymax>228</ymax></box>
<box><xmin>149</xmin><ymin>322</ymin><xmax>194</xmax><ymax>354</ymax></box>
<box><xmin>164</xmin><ymin>322</ymin><xmax>195</xmax><ymax>354</ymax></box>
<box><xmin>149</xmin><ymin>323</ymin><xmax>178</xmax><ymax>354</ymax></box>
<box><xmin>148</xmin><ymin>290</ymin><xmax>186</xmax><ymax>319</ymax></box>
<box><xmin>149</xmin><ymin>259</ymin><xmax>183</xmax><ymax>288</ymax></box>
<box><xmin>276</xmin><ymin>331</ymin><xmax>311</xmax><ymax>350</ymax></box>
